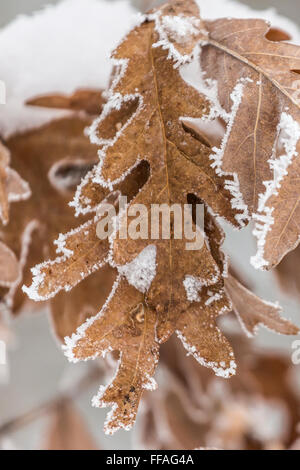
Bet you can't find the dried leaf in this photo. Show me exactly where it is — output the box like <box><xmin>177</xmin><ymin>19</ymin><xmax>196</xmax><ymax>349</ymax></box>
<box><xmin>175</xmin><ymin>296</ymin><xmax>236</xmax><ymax>378</ymax></box>
<box><xmin>65</xmin><ymin>278</ymin><xmax>159</xmax><ymax>434</ymax></box>
<box><xmin>0</xmin><ymin>94</ymin><xmax>115</xmax><ymax>341</ymax></box>
<box><xmin>0</xmin><ymin>241</ymin><xmax>20</xmax><ymax>287</ymax></box>
<box><xmin>51</xmin><ymin>265</ymin><xmax>117</xmax><ymax>341</ymax></box>
<box><xmin>24</xmin><ymin>0</ymin><xmax>300</xmax><ymax>433</ymax></box>
<box><xmin>42</xmin><ymin>400</ymin><xmax>98</xmax><ymax>450</ymax></box>
<box><xmin>27</xmin><ymin>89</ymin><xmax>105</xmax><ymax>116</ymax></box>
<box><xmin>136</xmin><ymin>334</ymin><xmax>300</xmax><ymax>450</ymax></box>
<box><xmin>225</xmin><ymin>273</ymin><xmax>299</xmax><ymax>337</ymax></box>
<box><xmin>0</xmin><ymin>141</ymin><xmax>30</xmax><ymax>225</ymax></box>
<box><xmin>199</xmin><ymin>17</ymin><xmax>300</xmax><ymax>269</ymax></box>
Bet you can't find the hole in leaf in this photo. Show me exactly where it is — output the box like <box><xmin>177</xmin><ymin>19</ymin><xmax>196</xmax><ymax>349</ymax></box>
<box><xmin>265</xmin><ymin>28</ymin><xmax>291</xmax><ymax>42</ymax></box>
<box><xmin>124</xmin><ymin>160</ymin><xmax>151</xmax><ymax>201</ymax></box>
<box><xmin>187</xmin><ymin>193</ymin><xmax>205</xmax><ymax>230</ymax></box>
<box><xmin>48</xmin><ymin>158</ymin><xmax>97</xmax><ymax>193</ymax></box>
<box><xmin>181</xmin><ymin>117</ymin><xmax>226</xmax><ymax>149</ymax></box>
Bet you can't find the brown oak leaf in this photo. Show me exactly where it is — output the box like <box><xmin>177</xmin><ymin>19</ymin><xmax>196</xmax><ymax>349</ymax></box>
<box><xmin>198</xmin><ymin>16</ymin><xmax>300</xmax><ymax>269</ymax></box>
<box><xmin>24</xmin><ymin>0</ymin><xmax>299</xmax><ymax>433</ymax></box>
<box><xmin>136</xmin><ymin>333</ymin><xmax>300</xmax><ymax>450</ymax></box>
<box><xmin>0</xmin><ymin>92</ymin><xmax>123</xmax><ymax>340</ymax></box>
<box><xmin>42</xmin><ymin>400</ymin><xmax>98</xmax><ymax>450</ymax></box>
<box><xmin>225</xmin><ymin>273</ymin><xmax>298</xmax><ymax>337</ymax></box>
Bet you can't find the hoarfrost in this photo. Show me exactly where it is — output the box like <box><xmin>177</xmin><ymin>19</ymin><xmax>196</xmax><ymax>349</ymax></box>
<box><xmin>149</xmin><ymin>9</ymin><xmax>205</xmax><ymax>68</ymax></box>
<box><xmin>180</xmin><ymin>47</ymin><xmax>250</xmax><ymax>227</ymax></box>
<box><xmin>205</xmin><ymin>292</ymin><xmax>223</xmax><ymax>306</ymax></box>
<box><xmin>183</xmin><ymin>272</ymin><xmax>219</xmax><ymax>302</ymax></box>
<box><xmin>117</xmin><ymin>245</ymin><xmax>157</xmax><ymax>294</ymax></box>
<box><xmin>23</xmin><ymin>213</ymin><xmax>109</xmax><ymax>301</ymax></box>
<box><xmin>251</xmin><ymin>112</ymin><xmax>300</xmax><ymax>269</ymax></box>
<box><xmin>176</xmin><ymin>330</ymin><xmax>236</xmax><ymax>379</ymax></box>
<box><xmin>63</xmin><ymin>275</ymin><xmax>121</xmax><ymax>363</ymax></box>
<box><xmin>158</xmin><ymin>14</ymin><xmax>202</xmax><ymax>46</ymax></box>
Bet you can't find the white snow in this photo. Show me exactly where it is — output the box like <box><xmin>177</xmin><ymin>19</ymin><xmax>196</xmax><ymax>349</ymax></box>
<box><xmin>160</xmin><ymin>14</ymin><xmax>201</xmax><ymax>45</ymax></box>
<box><xmin>205</xmin><ymin>292</ymin><xmax>223</xmax><ymax>306</ymax></box>
<box><xmin>183</xmin><ymin>272</ymin><xmax>219</xmax><ymax>302</ymax></box>
<box><xmin>181</xmin><ymin>50</ymin><xmax>250</xmax><ymax>227</ymax></box>
<box><xmin>117</xmin><ymin>245</ymin><xmax>157</xmax><ymax>294</ymax></box>
<box><xmin>183</xmin><ymin>276</ymin><xmax>204</xmax><ymax>302</ymax></box>
<box><xmin>149</xmin><ymin>8</ymin><xmax>205</xmax><ymax>68</ymax></box>
<box><xmin>0</xmin><ymin>0</ymin><xmax>137</xmax><ymax>138</ymax></box>
<box><xmin>252</xmin><ymin>112</ymin><xmax>300</xmax><ymax>269</ymax></box>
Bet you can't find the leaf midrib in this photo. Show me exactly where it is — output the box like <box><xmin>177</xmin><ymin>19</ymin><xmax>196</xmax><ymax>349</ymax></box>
<box><xmin>149</xmin><ymin>31</ymin><xmax>173</xmax><ymax>320</ymax></box>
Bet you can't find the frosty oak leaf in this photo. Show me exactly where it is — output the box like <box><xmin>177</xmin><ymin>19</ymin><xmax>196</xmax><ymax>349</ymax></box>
<box><xmin>0</xmin><ymin>90</ymin><xmax>121</xmax><ymax>341</ymax></box>
<box><xmin>23</xmin><ymin>0</ymin><xmax>300</xmax><ymax>434</ymax></box>
<box><xmin>196</xmin><ymin>17</ymin><xmax>300</xmax><ymax>269</ymax></box>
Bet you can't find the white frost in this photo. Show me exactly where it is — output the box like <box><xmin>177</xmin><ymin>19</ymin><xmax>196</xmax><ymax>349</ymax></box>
<box><xmin>183</xmin><ymin>272</ymin><xmax>219</xmax><ymax>302</ymax></box>
<box><xmin>63</xmin><ymin>275</ymin><xmax>121</xmax><ymax>363</ymax></box>
<box><xmin>251</xmin><ymin>112</ymin><xmax>300</xmax><ymax>269</ymax></box>
<box><xmin>150</xmin><ymin>10</ymin><xmax>205</xmax><ymax>68</ymax></box>
<box><xmin>180</xmin><ymin>48</ymin><xmax>250</xmax><ymax>227</ymax></box>
<box><xmin>160</xmin><ymin>14</ymin><xmax>201</xmax><ymax>45</ymax></box>
<box><xmin>176</xmin><ymin>329</ymin><xmax>236</xmax><ymax>379</ymax></box>
<box><xmin>118</xmin><ymin>245</ymin><xmax>157</xmax><ymax>294</ymax></box>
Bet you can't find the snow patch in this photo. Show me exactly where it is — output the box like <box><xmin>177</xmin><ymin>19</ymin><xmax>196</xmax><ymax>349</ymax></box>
<box><xmin>149</xmin><ymin>9</ymin><xmax>206</xmax><ymax>68</ymax></box>
<box><xmin>161</xmin><ymin>15</ymin><xmax>201</xmax><ymax>45</ymax></box>
<box><xmin>0</xmin><ymin>0</ymin><xmax>137</xmax><ymax>138</ymax></box>
<box><xmin>117</xmin><ymin>245</ymin><xmax>157</xmax><ymax>294</ymax></box>
<box><xmin>183</xmin><ymin>272</ymin><xmax>219</xmax><ymax>302</ymax></box>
